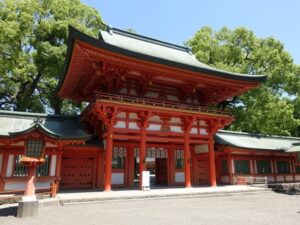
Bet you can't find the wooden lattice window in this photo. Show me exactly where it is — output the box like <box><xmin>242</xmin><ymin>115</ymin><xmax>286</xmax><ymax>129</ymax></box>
<box><xmin>13</xmin><ymin>155</ymin><xmax>28</xmax><ymax>177</ymax></box>
<box><xmin>112</xmin><ymin>157</ymin><xmax>124</xmax><ymax>169</ymax></box>
<box><xmin>26</xmin><ymin>139</ymin><xmax>44</xmax><ymax>158</ymax></box>
<box><xmin>276</xmin><ymin>161</ymin><xmax>290</xmax><ymax>174</ymax></box>
<box><xmin>175</xmin><ymin>159</ymin><xmax>184</xmax><ymax>169</ymax></box>
<box><xmin>221</xmin><ymin>159</ymin><xmax>228</xmax><ymax>174</ymax></box>
<box><xmin>296</xmin><ymin>152</ymin><xmax>300</xmax><ymax>165</ymax></box>
<box><xmin>296</xmin><ymin>166</ymin><xmax>300</xmax><ymax>174</ymax></box>
<box><xmin>257</xmin><ymin>160</ymin><xmax>272</xmax><ymax>174</ymax></box>
<box><xmin>112</xmin><ymin>147</ymin><xmax>126</xmax><ymax>169</ymax></box>
<box><xmin>37</xmin><ymin>155</ymin><xmax>50</xmax><ymax>176</ymax></box>
<box><xmin>234</xmin><ymin>160</ymin><xmax>250</xmax><ymax>174</ymax></box>
<box><xmin>175</xmin><ymin>150</ymin><xmax>184</xmax><ymax>169</ymax></box>
<box><xmin>13</xmin><ymin>155</ymin><xmax>50</xmax><ymax>177</ymax></box>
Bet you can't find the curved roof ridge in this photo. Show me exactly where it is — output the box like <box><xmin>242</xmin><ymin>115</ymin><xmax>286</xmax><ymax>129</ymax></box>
<box><xmin>9</xmin><ymin>123</ymin><xmax>60</xmax><ymax>139</ymax></box>
<box><xmin>105</xmin><ymin>26</ymin><xmax>191</xmax><ymax>53</ymax></box>
<box><xmin>56</xmin><ymin>26</ymin><xmax>267</xmax><ymax>99</ymax></box>
<box><xmin>96</xmin><ymin>26</ymin><xmax>266</xmax><ymax>80</ymax></box>
<box><xmin>217</xmin><ymin>129</ymin><xmax>300</xmax><ymax>141</ymax></box>
<box><xmin>0</xmin><ymin>110</ymin><xmax>79</xmax><ymax>119</ymax></box>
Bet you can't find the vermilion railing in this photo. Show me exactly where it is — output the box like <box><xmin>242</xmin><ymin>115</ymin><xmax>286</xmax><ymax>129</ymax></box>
<box><xmin>95</xmin><ymin>92</ymin><xmax>231</xmax><ymax>116</ymax></box>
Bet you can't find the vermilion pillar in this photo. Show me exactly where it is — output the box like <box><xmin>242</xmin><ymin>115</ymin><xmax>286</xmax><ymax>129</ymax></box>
<box><xmin>139</xmin><ymin>127</ymin><xmax>146</xmax><ymax>189</ymax></box>
<box><xmin>184</xmin><ymin>131</ymin><xmax>191</xmax><ymax>188</ymax></box>
<box><xmin>24</xmin><ymin>165</ymin><xmax>36</xmax><ymax>197</ymax></box>
<box><xmin>0</xmin><ymin>153</ymin><xmax>8</xmax><ymax>192</ymax></box>
<box><xmin>127</xmin><ymin>146</ymin><xmax>135</xmax><ymax>187</ymax></box>
<box><xmin>208</xmin><ymin>137</ymin><xmax>217</xmax><ymax>187</ymax></box>
<box><xmin>104</xmin><ymin>124</ymin><xmax>113</xmax><ymax>191</ymax></box>
<box><xmin>228</xmin><ymin>155</ymin><xmax>233</xmax><ymax>184</ymax></box>
<box><xmin>55</xmin><ymin>150</ymin><xmax>62</xmax><ymax>191</ymax></box>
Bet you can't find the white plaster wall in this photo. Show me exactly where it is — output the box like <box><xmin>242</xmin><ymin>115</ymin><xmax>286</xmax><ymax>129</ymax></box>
<box><xmin>0</xmin><ymin>154</ymin><xmax>3</xmax><ymax>174</ymax></box>
<box><xmin>120</xmin><ymin>87</ymin><xmax>127</xmax><ymax>94</ymax></box>
<box><xmin>128</xmin><ymin>122</ymin><xmax>139</xmax><ymax>129</ymax></box>
<box><xmin>267</xmin><ymin>176</ymin><xmax>274</xmax><ymax>182</ymax></box>
<box><xmin>194</xmin><ymin>144</ymin><xmax>208</xmax><ymax>154</ymax></box>
<box><xmin>116</xmin><ymin>112</ymin><xmax>126</xmax><ymax>119</ymax></box>
<box><xmin>169</xmin><ymin>118</ymin><xmax>181</xmax><ymax>123</ymax></box>
<box><xmin>221</xmin><ymin>176</ymin><xmax>229</xmax><ymax>183</ymax></box>
<box><xmin>11</xmin><ymin>142</ymin><xmax>24</xmax><ymax>146</ymax></box>
<box><xmin>295</xmin><ymin>175</ymin><xmax>300</xmax><ymax>181</ymax></box>
<box><xmin>190</xmin><ymin>128</ymin><xmax>197</xmax><ymax>134</ymax></box>
<box><xmin>4</xmin><ymin>181</ymin><xmax>52</xmax><ymax>191</ymax></box>
<box><xmin>50</xmin><ymin>155</ymin><xmax>57</xmax><ymax>176</ymax></box>
<box><xmin>149</xmin><ymin>116</ymin><xmax>161</xmax><ymax>122</ymax></box>
<box><xmin>200</xmin><ymin>128</ymin><xmax>208</xmax><ymax>135</ymax></box>
<box><xmin>5</xmin><ymin>181</ymin><xmax>25</xmax><ymax>190</ymax></box>
<box><xmin>170</xmin><ymin>126</ymin><xmax>183</xmax><ymax>133</ymax></box>
<box><xmin>129</xmin><ymin>113</ymin><xmax>138</xmax><ymax>119</ymax></box>
<box><xmin>145</xmin><ymin>92</ymin><xmax>158</xmax><ymax>98</ymax></box>
<box><xmin>166</xmin><ymin>94</ymin><xmax>178</xmax><ymax>101</ymax></box>
<box><xmin>286</xmin><ymin>175</ymin><xmax>293</xmax><ymax>182</ymax></box>
<box><xmin>199</xmin><ymin>120</ymin><xmax>206</xmax><ymax>126</ymax></box>
<box><xmin>147</xmin><ymin>124</ymin><xmax>161</xmax><ymax>131</ymax></box>
<box><xmin>130</xmin><ymin>89</ymin><xmax>136</xmax><ymax>95</ymax></box>
<box><xmin>112</xmin><ymin>173</ymin><xmax>124</xmax><ymax>185</ymax></box>
<box><xmin>46</xmin><ymin>143</ymin><xmax>57</xmax><ymax>147</ymax></box>
<box><xmin>114</xmin><ymin>121</ymin><xmax>126</xmax><ymax>128</ymax></box>
<box><xmin>175</xmin><ymin>172</ymin><xmax>185</xmax><ymax>183</ymax></box>
<box><xmin>276</xmin><ymin>176</ymin><xmax>284</xmax><ymax>182</ymax></box>
<box><xmin>6</xmin><ymin>154</ymin><xmax>14</xmax><ymax>177</ymax></box>
<box><xmin>36</xmin><ymin>181</ymin><xmax>52</xmax><ymax>189</ymax></box>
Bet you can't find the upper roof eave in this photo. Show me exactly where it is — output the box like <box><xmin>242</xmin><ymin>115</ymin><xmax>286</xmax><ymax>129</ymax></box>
<box><xmin>7</xmin><ymin>123</ymin><xmax>91</xmax><ymax>141</ymax></box>
<box><xmin>56</xmin><ymin>26</ymin><xmax>267</xmax><ymax>96</ymax></box>
<box><xmin>215</xmin><ymin>130</ymin><xmax>300</xmax><ymax>152</ymax></box>
<box><xmin>8</xmin><ymin>123</ymin><xmax>60</xmax><ymax>139</ymax></box>
<box><xmin>0</xmin><ymin>110</ymin><xmax>91</xmax><ymax>141</ymax></box>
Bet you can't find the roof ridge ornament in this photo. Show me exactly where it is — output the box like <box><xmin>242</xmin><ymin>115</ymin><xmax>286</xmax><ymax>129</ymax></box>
<box><xmin>32</xmin><ymin>117</ymin><xmax>44</xmax><ymax>125</ymax></box>
<box><xmin>107</xmin><ymin>25</ymin><xmax>114</xmax><ymax>35</ymax></box>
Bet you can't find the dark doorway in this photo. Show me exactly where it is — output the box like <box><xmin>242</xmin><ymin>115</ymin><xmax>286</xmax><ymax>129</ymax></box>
<box><xmin>155</xmin><ymin>158</ymin><xmax>168</xmax><ymax>185</ymax></box>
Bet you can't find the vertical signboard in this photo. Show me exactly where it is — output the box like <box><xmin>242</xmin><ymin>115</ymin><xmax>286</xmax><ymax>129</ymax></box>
<box><xmin>142</xmin><ymin>170</ymin><xmax>150</xmax><ymax>191</ymax></box>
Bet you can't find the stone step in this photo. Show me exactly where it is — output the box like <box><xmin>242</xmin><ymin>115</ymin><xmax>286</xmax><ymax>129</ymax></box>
<box><xmin>59</xmin><ymin>188</ymin><xmax>272</xmax><ymax>206</ymax></box>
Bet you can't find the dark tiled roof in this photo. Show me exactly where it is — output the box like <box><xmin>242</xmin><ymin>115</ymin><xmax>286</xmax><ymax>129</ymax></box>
<box><xmin>99</xmin><ymin>26</ymin><xmax>266</xmax><ymax>82</ymax></box>
<box><xmin>0</xmin><ymin>110</ymin><xmax>90</xmax><ymax>140</ymax></box>
<box><xmin>57</xmin><ymin>26</ymin><xmax>267</xmax><ymax>94</ymax></box>
<box><xmin>215</xmin><ymin>130</ymin><xmax>300</xmax><ymax>151</ymax></box>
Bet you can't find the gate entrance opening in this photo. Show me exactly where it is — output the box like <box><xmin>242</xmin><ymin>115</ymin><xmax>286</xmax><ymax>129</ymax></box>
<box><xmin>134</xmin><ymin>147</ymin><xmax>169</xmax><ymax>187</ymax></box>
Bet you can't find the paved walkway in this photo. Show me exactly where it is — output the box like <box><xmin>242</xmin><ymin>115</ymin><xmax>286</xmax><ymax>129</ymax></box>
<box><xmin>1</xmin><ymin>192</ymin><xmax>299</xmax><ymax>225</ymax></box>
<box><xmin>56</xmin><ymin>185</ymin><xmax>269</xmax><ymax>204</ymax></box>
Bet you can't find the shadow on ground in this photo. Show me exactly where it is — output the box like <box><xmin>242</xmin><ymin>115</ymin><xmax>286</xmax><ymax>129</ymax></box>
<box><xmin>0</xmin><ymin>206</ymin><xmax>17</xmax><ymax>217</ymax></box>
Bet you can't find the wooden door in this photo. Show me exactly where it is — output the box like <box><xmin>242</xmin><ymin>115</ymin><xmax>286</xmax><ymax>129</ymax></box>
<box><xmin>60</xmin><ymin>154</ymin><xmax>95</xmax><ymax>189</ymax></box>
<box><xmin>155</xmin><ymin>159</ymin><xmax>168</xmax><ymax>185</ymax></box>
<box><xmin>197</xmin><ymin>160</ymin><xmax>209</xmax><ymax>185</ymax></box>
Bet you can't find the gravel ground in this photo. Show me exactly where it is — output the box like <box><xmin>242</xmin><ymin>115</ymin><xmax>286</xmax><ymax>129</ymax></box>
<box><xmin>0</xmin><ymin>192</ymin><xmax>300</xmax><ymax>225</ymax></box>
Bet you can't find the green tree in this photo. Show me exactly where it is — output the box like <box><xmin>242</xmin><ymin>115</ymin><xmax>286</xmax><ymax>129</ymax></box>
<box><xmin>0</xmin><ymin>0</ymin><xmax>104</xmax><ymax>114</ymax></box>
<box><xmin>187</xmin><ymin>26</ymin><xmax>299</xmax><ymax>136</ymax></box>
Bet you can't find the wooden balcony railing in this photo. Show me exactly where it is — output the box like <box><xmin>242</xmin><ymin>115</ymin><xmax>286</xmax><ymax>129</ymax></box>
<box><xmin>95</xmin><ymin>93</ymin><xmax>231</xmax><ymax>116</ymax></box>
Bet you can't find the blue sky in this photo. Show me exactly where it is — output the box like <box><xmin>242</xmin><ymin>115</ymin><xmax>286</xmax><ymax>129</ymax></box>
<box><xmin>82</xmin><ymin>0</ymin><xmax>300</xmax><ymax>64</ymax></box>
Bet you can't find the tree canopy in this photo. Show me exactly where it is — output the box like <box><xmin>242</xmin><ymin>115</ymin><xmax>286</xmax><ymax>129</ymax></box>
<box><xmin>1</xmin><ymin>1</ymin><xmax>299</xmax><ymax>136</ymax></box>
<box><xmin>187</xmin><ymin>27</ymin><xmax>300</xmax><ymax>136</ymax></box>
<box><xmin>0</xmin><ymin>0</ymin><xmax>103</xmax><ymax>114</ymax></box>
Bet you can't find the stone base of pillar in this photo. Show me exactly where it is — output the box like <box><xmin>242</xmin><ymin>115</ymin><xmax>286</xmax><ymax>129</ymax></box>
<box><xmin>17</xmin><ymin>198</ymin><xmax>39</xmax><ymax>218</ymax></box>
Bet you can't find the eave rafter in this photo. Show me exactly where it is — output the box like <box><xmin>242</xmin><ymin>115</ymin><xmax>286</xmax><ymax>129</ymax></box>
<box><xmin>60</xmin><ymin>41</ymin><xmax>260</xmax><ymax>102</ymax></box>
